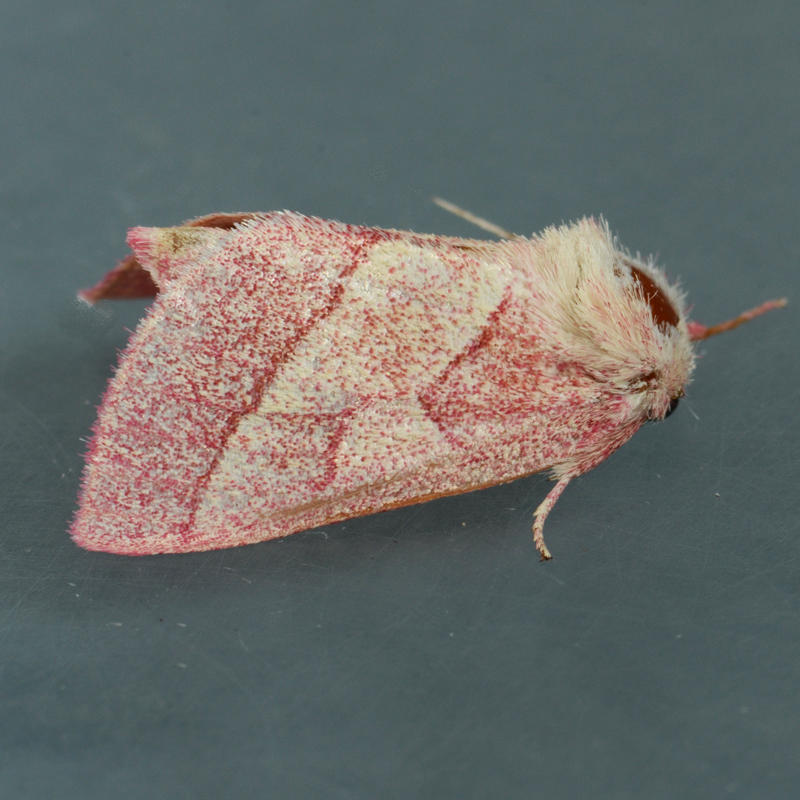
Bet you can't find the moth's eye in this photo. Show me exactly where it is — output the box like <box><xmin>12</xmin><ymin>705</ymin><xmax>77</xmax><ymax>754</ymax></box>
<box><xmin>664</xmin><ymin>396</ymin><xmax>681</xmax><ymax>418</ymax></box>
<box><xmin>628</xmin><ymin>265</ymin><xmax>679</xmax><ymax>332</ymax></box>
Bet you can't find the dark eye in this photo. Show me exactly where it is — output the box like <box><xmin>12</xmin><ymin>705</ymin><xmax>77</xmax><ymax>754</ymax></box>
<box><xmin>664</xmin><ymin>396</ymin><xmax>681</xmax><ymax>418</ymax></box>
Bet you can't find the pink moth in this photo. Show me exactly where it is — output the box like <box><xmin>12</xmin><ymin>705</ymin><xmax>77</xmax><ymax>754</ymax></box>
<box><xmin>71</xmin><ymin>201</ymin><xmax>785</xmax><ymax>558</ymax></box>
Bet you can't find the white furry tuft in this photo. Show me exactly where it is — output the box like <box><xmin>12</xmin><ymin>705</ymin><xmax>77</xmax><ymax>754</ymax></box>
<box><xmin>500</xmin><ymin>217</ymin><xmax>695</xmax><ymax>421</ymax></box>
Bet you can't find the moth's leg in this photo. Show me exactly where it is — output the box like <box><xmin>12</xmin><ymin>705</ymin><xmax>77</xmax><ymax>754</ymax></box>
<box><xmin>432</xmin><ymin>197</ymin><xmax>515</xmax><ymax>240</ymax></box>
<box><xmin>532</xmin><ymin>476</ymin><xmax>571</xmax><ymax>561</ymax></box>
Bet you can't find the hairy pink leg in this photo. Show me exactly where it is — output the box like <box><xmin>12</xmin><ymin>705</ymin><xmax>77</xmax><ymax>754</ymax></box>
<box><xmin>532</xmin><ymin>476</ymin><xmax>571</xmax><ymax>560</ymax></box>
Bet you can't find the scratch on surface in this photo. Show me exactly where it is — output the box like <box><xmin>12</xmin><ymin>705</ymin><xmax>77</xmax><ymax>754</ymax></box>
<box><xmin>222</xmin><ymin>566</ymin><xmax>252</xmax><ymax>584</ymax></box>
<box><xmin>0</xmin><ymin>549</ymin><xmax>62</xmax><ymax>641</ymax></box>
<box><xmin>685</xmin><ymin>400</ymin><xmax>700</xmax><ymax>421</ymax></box>
<box><xmin>713</xmin><ymin>422</ymin><xmax>730</xmax><ymax>492</ymax></box>
<box><xmin>541</xmin><ymin>567</ymin><xmax>566</xmax><ymax>587</ymax></box>
<box><xmin>0</xmin><ymin>388</ymin><xmax>73</xmax><ymax>473</ymax></box>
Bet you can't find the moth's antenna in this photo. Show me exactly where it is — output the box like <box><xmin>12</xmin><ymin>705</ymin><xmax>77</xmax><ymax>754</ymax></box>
<box><xmin>432</xmin><ymin>197</ymin><xmax>516</xmax><ymax>239</ymax></box>
<box><xmin>688</xmin><ymin>298</ymin><xmax>787</xmax><ymax>341</ymax></box>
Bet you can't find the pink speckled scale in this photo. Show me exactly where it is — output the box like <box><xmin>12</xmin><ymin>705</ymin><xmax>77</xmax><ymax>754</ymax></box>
<box><xmin>73</xmin><ymin>209</ymin><xmax>784</xmax><ymax>557</ymax></box>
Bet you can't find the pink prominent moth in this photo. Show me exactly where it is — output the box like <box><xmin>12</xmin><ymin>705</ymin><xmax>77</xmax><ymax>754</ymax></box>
<box><xmin>71</xmin><ymin>200</ymin><xmax>785</xmax><ymax>558</ymax></box>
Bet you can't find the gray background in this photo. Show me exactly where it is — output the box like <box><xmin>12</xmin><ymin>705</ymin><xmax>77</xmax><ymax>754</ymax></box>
<box><xmin>2</xmin><ymin>1</ymin><xmax>798</xmax><ymax>797</ymax></box>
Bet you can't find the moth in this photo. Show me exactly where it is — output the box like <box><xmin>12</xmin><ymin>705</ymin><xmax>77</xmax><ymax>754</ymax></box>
<box><xmin>72</xmin><ymin>200</ymin><xmax>785</xmax><ymax>558</ymax></box>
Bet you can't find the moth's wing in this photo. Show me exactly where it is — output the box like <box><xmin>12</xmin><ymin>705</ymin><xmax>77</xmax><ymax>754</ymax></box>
<box><xmin>193</xmin><ymin>392</ymin><xmax>555</xmax><ymax>551</ymax></box>
<box><xmin>183</xmin><ymin>226</ymin><xmax>570</xmax><ymax>551</ymax></box>
<box><xmin>78</xmin><ymin>212</ymin><xmax>259</xmax><ymax>302</ymax></box>
<box><xmin>79</xmin><ymin>213</ymin><xmax>489</xmax><ymax>303</ymax></box>
<box><xmin>72</xmin><ymin>213</ymin><xmax>516</xmax><ymax>554</ymax></box>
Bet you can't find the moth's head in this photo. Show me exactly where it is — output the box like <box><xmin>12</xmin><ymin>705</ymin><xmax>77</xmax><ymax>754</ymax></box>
<box><xmin>510</xmin><ymin>217</ymin><xmax>697</xmax><ymax>420</ymax></box>
<box><xmin>515</xmin><ymin>217</ymin><xmax>785</xmax><ymax>426</ymax></box>
<box><xmin>619</xmin><ymin>255</ymin><xmax>693</xmax><ymax>421</ymax></box>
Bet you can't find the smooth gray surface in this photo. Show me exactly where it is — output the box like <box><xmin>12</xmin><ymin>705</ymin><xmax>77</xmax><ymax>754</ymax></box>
<box><xmin>2</xmin><ymin>1</ymin><xmax>799</xmax><ymax>797</ymax></box>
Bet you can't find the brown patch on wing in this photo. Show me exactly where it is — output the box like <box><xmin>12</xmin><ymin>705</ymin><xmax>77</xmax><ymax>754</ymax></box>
<box><xmin>627</xmin><ymin>262</ymin><xmax>679</xmax><ymax>331</ymax></box>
